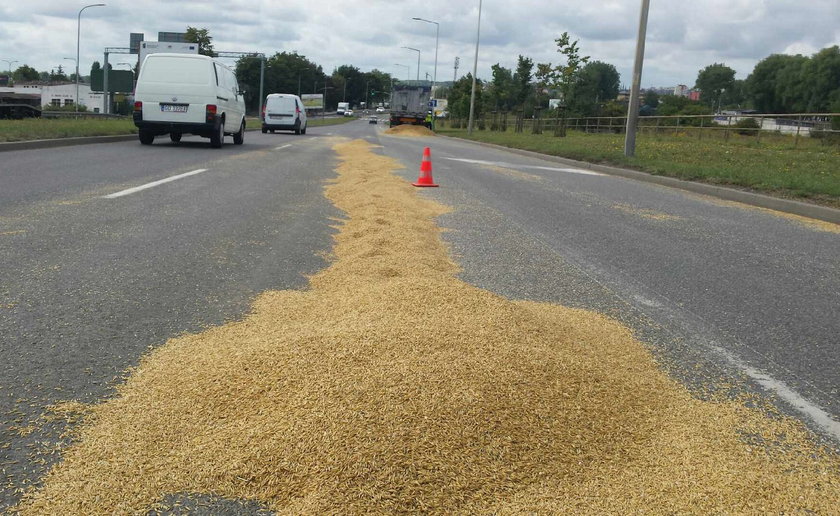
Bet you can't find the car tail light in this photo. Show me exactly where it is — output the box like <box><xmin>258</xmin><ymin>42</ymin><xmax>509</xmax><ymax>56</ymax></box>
<box><xmin>295</xmin><ymin>106</ymin><xmax>301</xmax><ymax>115</ymax></box>
<box><xmin>261</xmin><ymin>104</ymin><xmax>266</xmax><ymax>120</ymax></box>
<box><xmin>134</xmin><ymin>101</ymin><xmax>142</xmax><ymax>112</ymax></box>
<box><xmin>206</xmin><ymin>104</ymin><xmax>217</xmax><ymax>123</ymax></box>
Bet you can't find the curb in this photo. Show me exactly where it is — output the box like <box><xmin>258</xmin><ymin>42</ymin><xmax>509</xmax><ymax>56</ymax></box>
<box><xmin>0</xmin><ymin>125</ymin><xmax>265</xmax><ymax>154</ymax></box>
<box><xmin>0</xmin><ymin>134</ymin><xmax>137</xmax><ymax>152</ymax></box>
<box><xmin>442</xmin><ymin>136</ymin><xmax>840</xmax><ymax>225</ymax></box>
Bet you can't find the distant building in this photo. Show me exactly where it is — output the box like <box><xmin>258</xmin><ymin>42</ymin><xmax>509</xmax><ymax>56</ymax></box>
<box><xmin>688</xmin><ymin>90</ymin><xmax>701</xmax><ymax>101</ymax></box>
<box><xmin>674</xmin><ymin>84</ymin><xmax>689</xmax><ymax>97</ymax></box>
<box><xmin>0</xmin><ymin>82</ymin><xmax>104</xmax><ymax>111</ymax></box>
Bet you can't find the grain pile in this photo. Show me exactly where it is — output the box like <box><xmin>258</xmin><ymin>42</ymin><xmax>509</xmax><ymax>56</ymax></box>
<box><xmin>383</xmin><ymin>124</ymin><xmax>436</xmax><ymax>137</ymax></box>
<box><xmin>19</xmin><ymin>140</ymin><xmax>840</xmax><ymax>514</ymax></box>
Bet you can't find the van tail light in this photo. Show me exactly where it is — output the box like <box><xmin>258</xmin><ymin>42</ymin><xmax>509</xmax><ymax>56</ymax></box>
<box><xmin>133</xmin><ymin>101</ymin><xmax>142</xmax><ymax>112</ymax></box>
<box><xmin>261</xmin><ymin>104</ymin><xmax>266</xmax><ymax>120</ymax></box>
<box><xmin>295</xmin><ymin>106</ymin><xmax>301</xmax><ymax>115</ymax></box>
<box><xmin>206</xmin><ymin>104</ymin><xmax>218</xmax><ymax>123</ymax></box>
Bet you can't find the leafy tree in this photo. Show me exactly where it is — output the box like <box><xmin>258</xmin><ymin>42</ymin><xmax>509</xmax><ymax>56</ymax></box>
<box><xmin>185</xmin><ymin>27</ymin><xmax>216</xmax><ymax>57</ymax></box>
<box><xmin>487</xmin><ymin>63</ymin><xmax>514</xmax><ymax>110</ymax></box>
<box><xmin>643</xmin><ymin>90</ymin><xmax>660</xmax><ymax>109</ymax></box>
<box><xmin>447</xmin><ymin>73</ymin><xmax>483</xmax><ymax>119</ymax></box>
<box><xmin>50</xmin><ymin>65</ymin><xmax>68</xmax><ymax>82</ymax></box>
<box><xmin>12</xmin><ymin>64</ymin><xmax>40</xmax><ymax>82</ymax></box>
<box><xmin>236</xmin><ymin>51</ymin><xmax>326</xmax><ymax>114</ymax></box>
<box><xmin>512</xmin><ymin>55</ymin><xmax>534</xmax><ymax>107</ymax></box>
<box><xmin>569</xmin><ymin>60</ymin><xmax>619</xmax><ymax>116</ymax></box>
<box><xmin>695</xmin><ymin>63</ymin><xmax>735</xmax><ymax>109</ymax></box>
<box><xmin>657</xmin><ymin>94</ymin><xmax>695</xmax><ymax>116</ymax></box>
<box><xmin>803</xmin><ymin>46</ymin><xmax>840</xmax><ymax>112</ymax></box>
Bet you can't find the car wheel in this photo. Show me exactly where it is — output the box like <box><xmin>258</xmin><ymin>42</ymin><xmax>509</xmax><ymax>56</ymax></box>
<box><xmin>301</xmin><ymin>125</ymin><xmax>307</xmax><ymax>135</ymax></box>
<box><xmin>261</xmin><ymin>127</ymin><xmax>267</xmax><ymax>134</ymax></box>
<box><xmin>169</xmin><ymin>132</ymin><xmax>182</xmax><ymax>143</ymax></box>
<box><xmin>294</xmin><ymin>120</ymin><xmax>301</xmax><ymax>135</ymax></box>
<box><xmin>210</xmin><ymin>119</ymin><xmax>224</xmax><ymax>148</ymax></box>
<box><xmin>139</xmin><ymin>130</ymin><xmax>154</xmax><ymax>145</ymax></box>
<box><xmin>233</xmin><ymin>120</ymin><xmax>245</xmax><ymax>145</ymax></box>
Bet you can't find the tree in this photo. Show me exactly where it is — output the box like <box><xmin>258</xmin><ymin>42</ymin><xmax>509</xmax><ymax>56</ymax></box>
<box><xmin>553</xmin><ymin>32</ymin><xmax>590</xmax><ymax>104</ymax></box>
<box><xmin>447</xmin><ymin>73</ymin><xmax>483</xmax><ymax>119</ymax></box>
<box><xmin>695</xmin><ymin>63</ymin><xmax>735</xmax><ymax>109</ymax></box>
<box><xmin>803</xmin><ymin>46</ymin><xmax>840</xmax><ymax>112</ymax></box>
<box><xmin>512</xmin><ymin>55</ymin><xmax>534</xmax><ymax>107</ymax></box>
<box><xmin>236</xmin><ymin>51</ymin><xmax>326</xmax><ymax>114</ymax></box>
<box><xmin>50</xmin><ymin>65</ymin><xmax>68</xmax><ymax>82</ymax></box>
<box><xmin>12</xmin><ymin>64</ymin><xmax>40</xmax><ymax>82</ymax></box>
<box><xmin>643</xmin><ymin>90</ymin><xmax>660</xmax><ymax>109</ymax></box>
<box><xmin>569</xmin><ymin>60</ymin><xmax>620</xmax><ymax>116</ymax></box>
<box><xmin>185</xmin><ymin>27</ymin><xmax>216</xmax><ymax>57</ymax></box>
<box><xmin>487</xmin><ymin>63</ymin><xmax>514</xmax><ymax>110</ymax></box>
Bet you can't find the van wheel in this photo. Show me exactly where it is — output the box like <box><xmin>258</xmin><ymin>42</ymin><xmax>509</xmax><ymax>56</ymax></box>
<box><xmin>301</xmin><ymin>125</ymin><xmax>307</xmax><ymax>135</ymax></box>
<box><xmin>233</xmin><ymin>120</ymin><xmax>245</xmax><ymax>145</ymax></box>
<box><xmin>210</xmin><ymin>120</ymin><xmax>224</xmax><ymax>148</ymax></box>
<box><xmin>139</xmin><ymin>130</ymin><xmax>154</xmax><ymax>145</ymax></box>
<box><xmin>294</xmin><ymin>121</ymin><xmax>301</xmax><ymax>135</ymax></box>
<box><xmin>261</xmin><ymin>127</ymin><xmax>267</xmax><ymax>134</ymax></box>
<box><xmin>170</xmin><ymin>133</ymin><xmax>182</xmax><ymax>143</ymax></box>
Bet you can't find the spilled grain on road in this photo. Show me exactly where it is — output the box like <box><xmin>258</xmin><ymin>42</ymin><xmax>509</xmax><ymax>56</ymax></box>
<box><xmin>19</xmin><ymin>139</ymin><xmax>840</xmax><ymax>514</ymax></box>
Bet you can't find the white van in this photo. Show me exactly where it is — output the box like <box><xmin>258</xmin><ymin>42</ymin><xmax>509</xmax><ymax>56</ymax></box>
<box><xmin>133</xmin><ymin>53</ymin><xmax>246</xmax><ymax>148</ymax></box>
<box><xmin>261</xmin><ymin>94</ymin><xmax>307</xmax><ymax>135</ymax></box>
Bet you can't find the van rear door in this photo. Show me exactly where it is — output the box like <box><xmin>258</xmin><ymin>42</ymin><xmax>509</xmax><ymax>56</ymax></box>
<box><xmin>265</xmin><ymin>96</ymin><xmax>297</xmax><ymax>123</ymax></box>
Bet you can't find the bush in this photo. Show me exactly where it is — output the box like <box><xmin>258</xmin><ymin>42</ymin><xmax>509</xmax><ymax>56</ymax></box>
<box><xmin>733</xmin><ymin>117</ymin><xmax>760</xmax><ymax>135</ymax></box>
<box><xmin>810</xmin><ymin>129</ymin><xmax>840</xmax><ymax>146</ymax></box>
<box><xmin>42</xmin><ymin>104</ymin><xmax>89</xmax><ymax>112</ymax></box>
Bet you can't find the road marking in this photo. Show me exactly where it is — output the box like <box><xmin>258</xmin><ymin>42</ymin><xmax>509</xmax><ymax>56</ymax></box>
<box><xmin>275</xmin><ymin>144</ymin><xmax>292</xmax><ymax>150</ymax></box>
<box><xmin>102</xmin><ymin>169</ymin><xmax>209</xmax><ymax>199</ymax></box>
<box><xmin>444</xmin><ymin>157</ymin><xmax>604</xmax><ymax>176</ymax></box>
<box><xmin>711</xmin><ymin>344</ymin><xmax>840</xmax><ymax>441</ymax></box>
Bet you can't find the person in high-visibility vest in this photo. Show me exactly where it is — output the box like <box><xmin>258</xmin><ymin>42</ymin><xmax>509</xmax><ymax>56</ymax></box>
<box><xmin>425</xmin><ymin>111</ymin><xmax>434</xmax><ymax>130</ymax></box>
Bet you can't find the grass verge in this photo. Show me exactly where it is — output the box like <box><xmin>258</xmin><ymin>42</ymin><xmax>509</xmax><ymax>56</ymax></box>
<box><xmin>0</xmin><ymin>115</ymin><xmax>354</xmax><ymax>143</ymax></box>
<box><xmin>437</xmin><ymin>126</ymin><xmax>840</xmax><ymax>208</ymax></box>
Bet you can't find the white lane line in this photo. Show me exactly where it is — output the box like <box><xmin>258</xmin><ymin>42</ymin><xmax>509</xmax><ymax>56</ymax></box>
<box><xmin>102</xmin><ymin>168</ymin><xmax>209</xmax><ymax>199</ymax></box>
<box><xmin>443</xmin><ymin>157</ymin><xmax>604</xmax><ymax>176</ymax></box>
<box><xmin>275</xmin><ymin>144</ymin><xmax>292</xmax><ymax>150</ymax></box>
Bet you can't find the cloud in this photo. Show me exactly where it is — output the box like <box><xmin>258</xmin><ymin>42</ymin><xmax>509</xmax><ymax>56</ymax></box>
<box><xmin>0</xmin><ymin>0</ymin><xmax>838</xmax><ymax>88</ymax></box>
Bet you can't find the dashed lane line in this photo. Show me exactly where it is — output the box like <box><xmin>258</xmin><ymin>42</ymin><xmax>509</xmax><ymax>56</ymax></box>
<box><xmin>101</xmin><ymin>169</ymin><xmax>209</xmax><ymax>199</ymax></box>
<box><xmin>443</xmin><ymin>157</ymin><xmax>605</xmax><ymax>176</ymax></box>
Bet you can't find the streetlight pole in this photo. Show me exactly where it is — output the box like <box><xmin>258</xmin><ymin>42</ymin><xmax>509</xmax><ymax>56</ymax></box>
<box><xmin>623</xmin><ymin>0</ymin><xmax>650</xmax><ymax>157</ymax></box>
<box><xmin>402</xmin><ymin>47</ymin><xmax>420</xmax><ymax>81</ymax></box>
<box><xmin>1</xmin><ymin>59</ymin><xmax>18</xmax><ymax>82</ymax></box>
<box><xmin>412</xmin><ymin>17</ymin><xmax>439</xmax><ymax>93</ymax></box>
<box><xmin>467</xmin><ymin>0</ymin><xmax>483</xmax><ymax>135</ymax></box>
<box><xmin>76</xmin><ymin>3</ymin><xmax>106</xmax><ymax>114</ymax></box>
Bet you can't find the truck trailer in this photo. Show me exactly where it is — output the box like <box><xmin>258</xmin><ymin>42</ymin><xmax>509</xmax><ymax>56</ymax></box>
<box><xmin>389</xmin><ymin>81</ymin><xmax>432</xmax><ymax>128</ymax></box>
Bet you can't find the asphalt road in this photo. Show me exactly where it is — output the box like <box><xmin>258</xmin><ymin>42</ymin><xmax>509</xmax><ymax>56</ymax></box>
<box><xmin>0</xmin><ymin>119</ymin><xmax>838</xmax><ymax>511</ymax></box>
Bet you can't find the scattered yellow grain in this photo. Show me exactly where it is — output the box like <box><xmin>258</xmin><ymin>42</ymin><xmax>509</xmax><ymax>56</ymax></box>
<box><xmin>18</xmin><ymin>139</ymin><xmax>840</xmax><ymax>514</ymax></box>
<box><xmin>383</xmin><ymin>125</ymin><xmax>437</xmax><ymax>137</ymax></box>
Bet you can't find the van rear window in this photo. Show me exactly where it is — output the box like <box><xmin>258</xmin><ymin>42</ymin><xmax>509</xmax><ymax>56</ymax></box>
<box><xmin>141</xmin><ymin>58</ymin><xmax>211</xmax><ymax>85</ymax></box>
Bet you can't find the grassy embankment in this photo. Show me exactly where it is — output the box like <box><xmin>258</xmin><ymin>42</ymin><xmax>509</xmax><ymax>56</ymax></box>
<box><xmin>437</xmin><ymin>126</ymin><xmax>840</xmax><ymax>208</ymax></box>
<box><xmin>0</xmin><ymin>116</ymin><xmax>354</xmax><ymax>143</ymax></box>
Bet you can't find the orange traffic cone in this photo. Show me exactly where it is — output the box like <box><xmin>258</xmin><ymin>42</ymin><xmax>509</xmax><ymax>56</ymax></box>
<box><xmin>412</xmin><ymin>147</ymin><xmax>439</xmax><ymax>187</ymax></box>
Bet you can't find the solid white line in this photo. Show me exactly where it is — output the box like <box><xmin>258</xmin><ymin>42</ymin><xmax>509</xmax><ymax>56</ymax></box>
<box><xmin>443</xmin><ymin>157</ymin><xmax>604</xmax><ymax>176</ymax></box>
<box><xmin>102</xmin><ymin>169</ymin><xmax>209</xmax><ymax>199</ymax></box>
<box><xmin>275</xmin><ymin>144</ymin><xmax>292</xmax><ymax>150</ymax></box>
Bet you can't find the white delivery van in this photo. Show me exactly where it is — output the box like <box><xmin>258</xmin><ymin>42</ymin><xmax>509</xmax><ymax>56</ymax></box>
<box><xmin>261</xmin><ymin>94</ymin><xmax>307</xmax><ymax>135</ymax></box>
<box><xmin>133</xmin><ymin>53</ymin><xmax>246</xmax><ymax>148</ymax></box>
<box><xmin>336</xmin><ymin>101</ymin><xmax>349</xmax><ymax>116</ymax></box>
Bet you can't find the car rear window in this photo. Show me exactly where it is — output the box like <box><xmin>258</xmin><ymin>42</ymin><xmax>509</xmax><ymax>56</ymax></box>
<box><xmin>140</xmin><ymin>57</ymin><xmax>211</xmax><ymax>85</ymax></box>
<box><xmin>267</xmin><ymin>96</ymin><xmax>296</xmax><ymax>112</ymax></box>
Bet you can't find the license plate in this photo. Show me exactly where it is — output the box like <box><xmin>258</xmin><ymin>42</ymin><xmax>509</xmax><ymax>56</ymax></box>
<box><xmin>269</xmin><ymin>114</ymin><xmax>289</xmax><ymax>119</ymax></box>
<box><xmin>160</xmin><ymin>104</ymin><xmax>188</xmax><ymax>113</ymax></box>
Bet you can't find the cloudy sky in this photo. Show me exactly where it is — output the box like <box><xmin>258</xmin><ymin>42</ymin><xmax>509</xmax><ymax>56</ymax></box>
<box><xmin>1</xmin><ymin>1</ymin><xmax>838</xmax><ymax>88</ymax></box>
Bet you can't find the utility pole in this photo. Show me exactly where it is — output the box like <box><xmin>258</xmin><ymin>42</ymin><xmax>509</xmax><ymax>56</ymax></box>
<box><xmin>624</xmin><ymin>0</ymin><xmax>651</xmax><ymax>157</ymax></box>
<box><xmin>467</xmin><ymin>0</ymin><xmax>483</xmax><ymax>135</ymax></box>
<box><xmin>454</xmin><ymin>56</ymin><xmax>460</xmax><ymax>82</ymax></box>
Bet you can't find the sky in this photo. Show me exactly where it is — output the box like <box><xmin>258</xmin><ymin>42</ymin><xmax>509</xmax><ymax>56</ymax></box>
<box><xmin>1</xmin><ymin>0</ymin><xmax>839</xmax><ymax>89</ymax></box>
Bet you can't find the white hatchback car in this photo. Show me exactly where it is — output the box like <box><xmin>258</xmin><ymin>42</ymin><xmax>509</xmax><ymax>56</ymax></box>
<box><xmin>261</xmin><ymin>94</ymin><xmax>308</xmax><ymax>135</ymax></box>
<box><xmin>133</xmin><ymin>53</ymin><xmax>246</xmax><ymax>148</ymax></box>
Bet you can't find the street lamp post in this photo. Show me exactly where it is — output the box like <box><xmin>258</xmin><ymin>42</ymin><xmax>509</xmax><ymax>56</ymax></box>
<box><xmin>394</xmin><ymin>63</ymin><xmax>410</xmax><ymax>81</ymax></box>
<box><xmin>467</xmin><ymin>0</ymin><xmax>483</xmax><ymax>135</ymax></box>
<box><xmin>623</xmin><ymin>0</ymin><xmax>650</xmax><ymax>157</ymax></box>
<box><xmin>75</xmin><ymin>3</ymin><xmax>106</xmax><ymax>114</ymax></box>
<box><xmin>402</xmin><ymin>47</ymin><xmax>420</xmax><ymax>81</ymax></box>
<box><xmin>1</xmin><ymin>59</ymin><xmax>18</xmax><ymax>82</ymax></box>
<box><xmin>412</xmin><ymin>17</ymin><xmax>439</xmax><ymax>93</ymax></box>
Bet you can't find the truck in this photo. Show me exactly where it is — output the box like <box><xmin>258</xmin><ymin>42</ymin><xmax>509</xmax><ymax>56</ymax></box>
<box><xmin>389</xmin><ymin>81</ymin><xmax>432</xmax><ymax>128</ymax></box>
<box><xmin>337</xmin><ymin>102</ymin><xmax>349</xmax><ymax>116</ymax></box>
